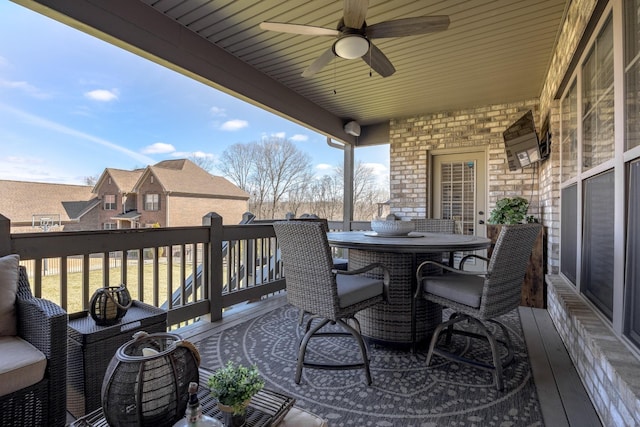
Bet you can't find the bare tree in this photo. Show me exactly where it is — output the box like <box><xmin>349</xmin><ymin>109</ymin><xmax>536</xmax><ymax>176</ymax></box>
<box><xmin>336</xmin><ymin>161</ymin><xmax>389</xmax><ymax>220</ymax></box>
<box><xmin>217</xmin><ymin>143</ymin><xmax>256</xmax><ymax>192</ymax></box>
<box><xmin>308</xmin><ymin>174</ymin><xmax>342</xmax><ymax>220</ymax></box>
<box><xmin>284</xmin><ymin>172</ymin><xmax>314</xmax><ymax>217</ymax></box>
<box><xmin>84</xmin><ymin>175</ymin><xmax>99</xmax><ymax>186</ymax></box>
<box><xmin>261</xmin><ymin>138</ymin><xmax>313</xmax><ymax>218</ymax></box>
<box><xmin>218</xmin><ymin>138</ymin><xmax>312</xmax><ymax>219</ymax></box>
<box><xmin>188</xmin><ymin>154</ymin><xmax>216</xmax><ymax>172</ymax></box>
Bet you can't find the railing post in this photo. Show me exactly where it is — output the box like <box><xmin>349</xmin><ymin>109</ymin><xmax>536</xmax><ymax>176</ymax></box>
<box><xmin>203</xmin><ymin>212</ymin><xmax>224</xmax><ymax>321</ymax></box>
<box><xmin>0</xmin><ymin>214</ymin><xmax>11</xmax><ymax>256</ymax></box>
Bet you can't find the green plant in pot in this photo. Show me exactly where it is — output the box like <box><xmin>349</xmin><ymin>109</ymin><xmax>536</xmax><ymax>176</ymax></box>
<box><xmin>208</xmin><ymin>361</ymin><xmax>264</xmax><ymax>426</ymax></box>
<box><xmin>487</xmin><ymin>197</ymin><xmax>537</xmax><ymax>224</ymax></box>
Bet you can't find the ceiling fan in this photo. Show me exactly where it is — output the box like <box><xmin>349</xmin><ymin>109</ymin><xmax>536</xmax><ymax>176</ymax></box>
<box><xmin>260</xmin><ymin>0</ymin><xmax>450</xmax><ymax>78</ymax></box>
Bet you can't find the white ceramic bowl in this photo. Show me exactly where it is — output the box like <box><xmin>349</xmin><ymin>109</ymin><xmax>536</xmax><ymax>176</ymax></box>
<box><xmin>370</xmin><ymin>220</ymin><xmax>415</xmax><ymax>236</ymax></box>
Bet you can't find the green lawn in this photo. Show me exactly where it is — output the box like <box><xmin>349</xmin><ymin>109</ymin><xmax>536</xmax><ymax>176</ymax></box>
<box><xmin>39</xmin><ymin>261</ymin><xmax>197</xmax><ymax>314</ymax></box>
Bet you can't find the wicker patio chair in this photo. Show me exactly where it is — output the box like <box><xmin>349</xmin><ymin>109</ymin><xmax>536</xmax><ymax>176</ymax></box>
<box><xmin>273</xmin><ymin>221</ymin><xmax>389</xmax><ymax>385</ymax></box>
<box><xmin>412</xmin><ymin>218</ymin><xmax>457</xmax><ymax>266</ymax></box>
<box><xmin>411</xmin><ymin>218</ymin><xmax>456</xmax><ymax>234</ymax></box>
<box><xmin>0</xmin><ymin>266</ymin><xmax>68</xmax><ymax>427</ymax></box>
<box><xmin>414</xmin><ymin>223</ymin><xmax>542</xmax><ymax>390</ymax></box>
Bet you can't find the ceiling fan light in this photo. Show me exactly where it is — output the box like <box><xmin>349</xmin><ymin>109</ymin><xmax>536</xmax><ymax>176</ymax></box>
<box><xmin>334</xmin><ymin>35</ymin><xmax>369</xmax><ymax>59</ymax></box>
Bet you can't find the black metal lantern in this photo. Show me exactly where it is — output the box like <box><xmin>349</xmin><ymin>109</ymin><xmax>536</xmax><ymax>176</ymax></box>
<box><xmin>89</xmin><ymin>284</ymin><xmax>133</xmax><ymax>326</ymax></box>
<box><xmin>102</xmin><ymin>331</ymin><xmax>201</xmax><ymax>427</ymax></box>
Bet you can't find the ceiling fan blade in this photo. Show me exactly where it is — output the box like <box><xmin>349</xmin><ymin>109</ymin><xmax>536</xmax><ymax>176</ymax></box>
<box><xmin>302</xmin><ymin>47</ymin><xmax>336</xmax><ymax>77</ymax></box>
<box><xmin>366</xmin><ymin>16</ymin><xmax>450</xmax><ymax>38</ymax></box>
<box><xmin>361</xmin><ymin>42</ymin><xmax>395</xmax><ymax>77</ymax></box>
<box><xmin>343</xmin><ymin>0</ymin><xmax>368</xmax><ymax>29</ymax></box>
<box><xmin>260</xmin><ymin>22</ymin><xmax>339</xmax><ymax>37</ymax></box>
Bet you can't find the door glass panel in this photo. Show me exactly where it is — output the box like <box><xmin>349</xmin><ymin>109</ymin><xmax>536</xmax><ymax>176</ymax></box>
<box><xmin>439</xmin><ymin>161</ymin><xmax>475</xmax><ymax>235</ymax></box>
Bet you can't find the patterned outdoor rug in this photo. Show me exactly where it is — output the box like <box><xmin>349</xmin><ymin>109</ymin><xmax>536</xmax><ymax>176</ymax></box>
<box><xmin>195</xmin><ymin>304</ymin><xmax>543</xmax><ymax>427</ymax></box>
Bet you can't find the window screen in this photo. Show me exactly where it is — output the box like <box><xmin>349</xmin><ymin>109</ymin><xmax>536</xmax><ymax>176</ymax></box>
<box><xmin>582</xmin><ymin>170</ymin><xmax>615</xmax><ymax>319</ymax></box>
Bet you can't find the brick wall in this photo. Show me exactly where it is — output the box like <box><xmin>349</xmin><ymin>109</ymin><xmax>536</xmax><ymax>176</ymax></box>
<box><xmin>168</xmin><ymin>196</ymin><xmax>248</xmax><ymax>226</ymax></box>
<box><xmin>389</xmin><ymin>100</ymin><xmax>541</xmax><ymax>221</ymax></box>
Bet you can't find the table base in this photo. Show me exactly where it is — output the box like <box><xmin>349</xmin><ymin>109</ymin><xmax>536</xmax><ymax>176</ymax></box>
<box><xmin>350</xmin><ymin>249</ymin><xmax>443</xmax><ymax>344</ymax></box>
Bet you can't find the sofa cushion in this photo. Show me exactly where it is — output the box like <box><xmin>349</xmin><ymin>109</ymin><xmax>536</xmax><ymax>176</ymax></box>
<box><xmin>0</xmin><ymin>335</ymin><xmax>47</xmax><ymax>397</ymax></box>
<box><xmin>0</xmin><ymin>254</ymin><xmax>20</xmax><ymax>336</ymax></box>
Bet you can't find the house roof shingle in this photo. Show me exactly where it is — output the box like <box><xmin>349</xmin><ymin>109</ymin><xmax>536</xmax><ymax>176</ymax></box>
<box><xmin>141</xmin><ymin>159</ymin><xmax>249</xmax><ymax>199</ymax></box>
<box><xmin>0</xmin><ymin>180</ymin><xmax>96</xmax><ymax>224</ymax></box>
<box><xmin>94</xmin><ymin>168</ymin><xmax>144</xmax><ymax>194</ymax></box>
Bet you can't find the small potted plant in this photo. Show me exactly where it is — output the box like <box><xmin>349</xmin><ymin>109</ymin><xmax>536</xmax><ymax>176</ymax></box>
<box><xmin>208</xmin><ymin>361</ymin><xmax>265</xmax><ymax>426</ymax></box>
<box><xmin>487</xmin><ymin>196</ymin><xmax>537</xmax><ymax>225</ymax></box>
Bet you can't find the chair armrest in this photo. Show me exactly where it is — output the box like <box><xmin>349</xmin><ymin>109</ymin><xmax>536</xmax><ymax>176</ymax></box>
<box><xmin>459</xmin><ymin>254</ymin><xmax>490</xmax><ymax>270</ymax></box>
<box><xmin>334</xmin><ymin>263</ymin><xmax>391</xmax><ymax>299</ymax></box>
<box><xmin>17</xmin><ymin>297</ymin><xmax>67</xmax><ymax>358</ymax></box>
<box><xmin>17</xmin><ymin>296</ymin><xmax>68</xmax><ymax>426</ymax></box>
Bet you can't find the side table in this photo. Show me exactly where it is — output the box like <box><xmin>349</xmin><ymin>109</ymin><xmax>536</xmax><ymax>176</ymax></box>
<box><xmin>67</xmin><ymin>300</ymin><xmax>167</xmax><ymax>418</ymax></box>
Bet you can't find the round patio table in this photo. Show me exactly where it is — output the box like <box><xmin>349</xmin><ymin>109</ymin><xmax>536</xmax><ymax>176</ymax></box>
<box><xmin>327</xmin><ymin>231</ymin><xmax>491</xmax><ymax>347</ymax></box>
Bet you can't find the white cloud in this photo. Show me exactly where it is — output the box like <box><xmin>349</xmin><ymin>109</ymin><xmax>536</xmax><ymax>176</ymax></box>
<box><xmin>220</xmin><ymin>119</ymin><xmax>248</xmax><ymax>131</ymax></box>
<box><xmin>190</xmin><ymin>151</ymin><xmax>216</xmax><ymax>159</ymax></box>
<box><xmin>142</xmin><ymin>142</ymin><xmax>176</xmax><ymax>154</ymax></box>
<box><xmin>0</xmin><ymin>55</ymin><xmax>7</xmax><ymax>67</ymax></box>
<box><xmin>172</xmin><ymin>150</ymin><xmax>217</xmax><ymax>160</ymax></box>
<box><xmin>316</xmin><ymin>163</ymin><xmax>333</xmax><ymax>171</ymax></box>
<box><xmin>84</xmin><ymin>89</ymin><xmax>118</xmax><ymax>102</ymax></box>
<box><xmin>210</xmin><ymin>106</ymin><xmax>226</xmax><ymax>117</ymax></box>
<box><xmin>362</xmin><ymin>162</ymin><xmax>388</xmax><ymax>176</ymax></box>
<box><xmin>290</xmin><ymin>134</ymin><xmax>308</xmax><ymax>142</ymax></box>
<box><xmin>272</xmin><ymin>132</ymin><xmax>286</xmax><ymax>139</ymax></box>
<box><xmin>0</xmin><ymin>79</ymin><xmax>51</xmax><ymax>99</ymax></box>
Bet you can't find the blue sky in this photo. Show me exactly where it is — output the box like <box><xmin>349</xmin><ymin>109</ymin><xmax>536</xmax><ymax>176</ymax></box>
<box><xmin>0</xmin><ymin>1</ymin><xmax>389</xmax><ymax>185</ymax></box>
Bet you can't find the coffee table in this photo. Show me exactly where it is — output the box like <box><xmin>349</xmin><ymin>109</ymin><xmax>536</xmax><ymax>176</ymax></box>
<box><xmin>70</xmin><ymin>368</ymin><xmax>327</xmax><ymax>427</ymax></box>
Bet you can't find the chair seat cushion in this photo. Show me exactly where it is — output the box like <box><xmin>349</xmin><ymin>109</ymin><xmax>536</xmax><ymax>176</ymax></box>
<box><xmin>0</xmin><ymin>335</ymin><xmax>47</xmax><ymax>397</ymax></box>
<box><xmin>336</xmin><ymin>274</ymin><xmax>383</xmax><ymax>308</ymax></box>
<box><xmin>423</xmin><ymin>274</ymin><xmax>485</xmax><ymax>308</ymax></box>
<box><xmin>0</xmin><ymin>254</ymin><xmax>20</xmax><ymax>337</ymax></box>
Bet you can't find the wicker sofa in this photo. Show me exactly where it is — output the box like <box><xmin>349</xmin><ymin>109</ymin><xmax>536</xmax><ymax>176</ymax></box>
<box><xmin>0</xmin><ymin>263</ymin><xmax>67</xmax><ymax>427</ymax></box>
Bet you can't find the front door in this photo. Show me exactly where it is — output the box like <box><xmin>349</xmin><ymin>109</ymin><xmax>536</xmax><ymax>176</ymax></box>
<box><xmin>432</xmin><ymin>150</ymin><xmax>487</xmax><ymax>266</ymax></box>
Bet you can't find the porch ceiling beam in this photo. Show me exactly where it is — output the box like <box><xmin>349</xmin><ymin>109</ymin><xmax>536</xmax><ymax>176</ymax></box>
<box><xmin>15</xmin><ymin>0</ymin><xmax>362</xmax><ymax>145</ymax></box>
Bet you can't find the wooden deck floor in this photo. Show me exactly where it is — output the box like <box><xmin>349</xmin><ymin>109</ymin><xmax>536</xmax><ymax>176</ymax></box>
<box><xmin>175</xmin><ymin>295</ymin><xmax>602</xmax><ymax>427</ymax></box>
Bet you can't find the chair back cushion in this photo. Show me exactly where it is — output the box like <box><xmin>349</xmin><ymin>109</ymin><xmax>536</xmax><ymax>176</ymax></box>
<box><xmin>273</xmin><ymin>221</ymin><xmax>339</xmax><ymax>319</ymax></box>
<box><xmin>0</xmin><ymin>254</ymin><xmax>20</xmax><ymax>336</ymax></box>
<box><xmin>0</xmin><ymin>335</ymin><xmax>47</xmax><ymax>396</ymax></box>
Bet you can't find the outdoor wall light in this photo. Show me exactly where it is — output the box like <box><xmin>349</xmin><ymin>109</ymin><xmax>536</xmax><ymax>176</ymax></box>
<box><xmin>333</xmin><ymin>34</ymin><xmax>370</xmax><ymax>59</ymax></box>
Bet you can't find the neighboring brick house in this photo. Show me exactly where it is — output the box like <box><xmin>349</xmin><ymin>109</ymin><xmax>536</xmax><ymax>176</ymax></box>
<box><xmin>0</xmin><ymin>180</ymin><xmax>99</xmax><ymax>233</ymax></box>
<box><xmin>1</xmin><ymin>159</ymin><xmax>249</xmax><ymax>232</ymax></box>
<box><xmin>95</xmin><ymin>159</ymin><xmax>249</xmax><ymax>229</ymax></box>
